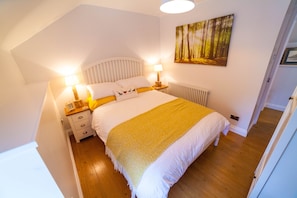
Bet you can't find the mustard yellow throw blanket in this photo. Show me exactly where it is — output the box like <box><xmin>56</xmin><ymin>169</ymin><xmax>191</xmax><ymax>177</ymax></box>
<box><xmin>106</xmin><ymin>98</ymin><xmax>213</xmax><ymax>188</ymax></box>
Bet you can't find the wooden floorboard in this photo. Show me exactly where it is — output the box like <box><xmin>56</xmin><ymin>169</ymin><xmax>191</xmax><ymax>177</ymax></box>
<box><xmin>70</xmin><ymin>108</ymin><xmax>282</xmax><ymax>198</ymax></box>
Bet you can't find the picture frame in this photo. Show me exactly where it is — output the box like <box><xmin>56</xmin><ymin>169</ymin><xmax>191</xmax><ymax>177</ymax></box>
<box><xmin>280</xmin><ymin>47</ymin><xmax>297</xmax><ymax>65</ymax></box>
<box><xmin>175</xmin><ymin>14</ymin><xmax>234</xmax><ymax>66</ymax></box>
<box><xmin>65</xmin><ymin>102</ymin><xmax>75</xmax><ymax>112</ymax></box>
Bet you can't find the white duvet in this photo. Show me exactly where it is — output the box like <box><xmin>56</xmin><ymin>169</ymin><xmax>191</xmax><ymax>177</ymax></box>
<box><xmin>92</xmin><ymin>90</ymin><xmax>230</xmax><ymax>198</ymax></box>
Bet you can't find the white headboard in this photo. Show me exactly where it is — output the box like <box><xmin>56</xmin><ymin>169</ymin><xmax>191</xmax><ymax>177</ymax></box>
<box><xmin>82</xmin><ymin>57</ymin><xmax>144</xmax><ymax>84</ymax></box>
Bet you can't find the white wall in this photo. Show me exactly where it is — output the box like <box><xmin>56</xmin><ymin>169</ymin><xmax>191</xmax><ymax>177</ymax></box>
<box><xmin>160</xmin><ymin>0</ymin><xmax>291</xmax><ymax>136</ymax></box>
<box><xmin>266</xmin><ymin>66</ymin><xmax>297</xmax><ymax>111</ymax></box>
<box><xmin>0</xmin><ymin>49</ymin><xmax>25</xmax><ymax>105</ymax></box>
<box><xmin>0</xmin><ymin>83</ymin><xmax>79</xmax><ymax>197</ymax></box>
<box><xmin>0</xmin><ymin>3</ymin><xmax>81</xmax><ymax>195</ymax></box>
<box><xmin>36</xmin><ymin>85</ymin><xmax>80</xmax><ymax>197</ymax></box>
<box><xmin>266</xmin><ymin>38</ymin><xmax>297</xmax><ymax>111</ymax></box>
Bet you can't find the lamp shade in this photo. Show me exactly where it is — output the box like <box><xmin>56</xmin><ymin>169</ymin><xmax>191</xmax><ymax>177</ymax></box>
<box><xmin>154</xmin><ymin>64</ymin><xmax>163</xmax><ymax>72</ymax></box>
<box><xmin>65</xmin><ymin>75</ymin><xmax>79</xmax><ymax>86</ymax></box>
<box><xmin>65</xmin><ymin>74</ymin><xmax>81</xmax><ymax>102</ymax></box>
<box><xmin>160</xmin><ymin>0</ymin><xmax>195</xmax><ymax>14</ymax></box>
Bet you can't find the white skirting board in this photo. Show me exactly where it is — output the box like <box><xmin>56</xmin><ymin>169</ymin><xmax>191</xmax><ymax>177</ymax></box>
<box><xmin>265</xmin><ymin>102</ymin><xmax>286</xmax><ymax>112</ymax></box>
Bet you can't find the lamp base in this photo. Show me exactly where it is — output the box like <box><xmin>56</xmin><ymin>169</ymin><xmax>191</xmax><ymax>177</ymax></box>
<box><xmin>155</xmin><ymin>81</ymin><xmax>162</xmax><ymax>87</ymax></box>
<box><xmin>73</xmin><ymin>99</ymin><xmax>83</xmax><ymax>108</ymax></box>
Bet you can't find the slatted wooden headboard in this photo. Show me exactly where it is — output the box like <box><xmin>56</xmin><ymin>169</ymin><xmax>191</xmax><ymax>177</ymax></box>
<box><xmin>82</xmin><ymin>57</ymin><xmax>144</xmax><ymax>84</ymax></box>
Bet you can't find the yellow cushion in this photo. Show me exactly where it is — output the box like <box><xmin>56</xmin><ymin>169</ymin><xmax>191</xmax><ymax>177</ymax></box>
<box><xmin>136</xmin><ymin>87</ymin><xmax>154</xmax><ymax>93</ymax></box>
<box><xmin>87</xmin><ymin>95</ymin><xmax>116</xmax><ymax>111</ymax></box>
<box><xmin>87</xmin><ymin>87</ymin><xmax>153</xmax><ymax>111</ymax></box>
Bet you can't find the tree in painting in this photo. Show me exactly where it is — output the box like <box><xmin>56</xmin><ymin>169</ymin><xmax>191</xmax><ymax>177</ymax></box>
<box><xmin>175</xmin><ymin>14</ymin><xmax>234</xmax><ymax>66</ymax></box>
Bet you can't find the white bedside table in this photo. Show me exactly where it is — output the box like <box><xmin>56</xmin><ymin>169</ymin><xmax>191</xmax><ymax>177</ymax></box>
<box><xmin>65</xmin><ymin>105</ymin><xmax>96</xmax><ymax>143</ymax></box>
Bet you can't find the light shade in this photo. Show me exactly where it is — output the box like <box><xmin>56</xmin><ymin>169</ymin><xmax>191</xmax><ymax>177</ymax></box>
<box><xmin>154</xmin><ymin>64</ymin><xmax>163</xmax><ymax>72</ymax></box>
<box><xmin>160</xmin><ymin>0</ymin><xmax>195</xmax><ymax>14</ymax></box>
<box><xmin>154</xmin><ymin>64</ymin><xmax>163</xmax><ymax>87</ymax></box>
<box><xmin>65</xmin><ymin>75</ymin><xmax>79</xmax><ymax>86</ymax></box>
<box><xmin>65</xmin><ymin>74</ymin><xmax>81</xmax><ymax>102</ymax></box>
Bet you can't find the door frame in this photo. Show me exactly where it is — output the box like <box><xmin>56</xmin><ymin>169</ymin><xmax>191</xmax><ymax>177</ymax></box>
<box><xmin>248</xmin><ymin>0</ymin><xmax>297</xmax><ymax>132</ymax></box>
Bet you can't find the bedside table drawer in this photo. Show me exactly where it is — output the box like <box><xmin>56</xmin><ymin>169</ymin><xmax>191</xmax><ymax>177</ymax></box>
<box><xmin>73</xmin><ymin>120</ymin><xmax>90</xmax><ymax>130</ymax></box>
<box><xmin>65</xmin><ymin>106</ymin><xmax>95</xmax><ymax>143</ymax></box>
<box><xmin>76</xmin><ymin>127</ymin><xmax>94</xmax><ymax>140</ymax></box>
<box><xmin>70</xmin><ymin>111</ymin><xmax>89</xmax><ymax>122</ymax></box>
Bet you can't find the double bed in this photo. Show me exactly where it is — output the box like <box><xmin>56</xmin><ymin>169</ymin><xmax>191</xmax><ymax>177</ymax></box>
<box><xmin>82</xmin><ymin>57</ymin><xmax>230</xmax><ymax>198</ymax></box>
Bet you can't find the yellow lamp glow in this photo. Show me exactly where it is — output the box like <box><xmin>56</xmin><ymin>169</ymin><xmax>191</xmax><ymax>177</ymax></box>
<box><xmin>65</xmin><ymin>75</ymin><xmax>83</xmax><ymax>108</ymax></box>
<box><xmin>154</xmin><ymin>64</ymin><xmax>163</xmax><ymax>87</ymax></box>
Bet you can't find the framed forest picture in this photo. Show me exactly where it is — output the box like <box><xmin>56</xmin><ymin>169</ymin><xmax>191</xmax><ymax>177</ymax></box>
<box><xmin>175</xmin><ymin>14</ymin><xmax>234</xmax><ymax>66</ymax></box>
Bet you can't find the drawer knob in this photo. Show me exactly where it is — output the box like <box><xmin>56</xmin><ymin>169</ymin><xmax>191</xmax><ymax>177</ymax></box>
<box><xmin>78</xmin><ymin>116</ymin><xmax>84</xmax><ymax>119</ymax></box>
<box><xmin>80</xmin><ymin>124</ymin><xmax>86</xmax><ymax>127</ymax></box>
<box><xmin>83</xmin><ymin>131</ymin><xmax>88</xmax><ymax>134</ymax></box>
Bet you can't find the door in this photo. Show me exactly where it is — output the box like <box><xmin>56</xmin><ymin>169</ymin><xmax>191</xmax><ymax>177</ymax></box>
<box><xmin>248</xmin><ymin>86</ymin><xmax>297</xmax><ymax>197</ymax></box>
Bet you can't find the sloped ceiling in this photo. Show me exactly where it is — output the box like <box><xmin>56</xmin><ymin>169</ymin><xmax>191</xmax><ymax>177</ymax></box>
<box><xmin>10</xmin><ymin>4</ymin><xmax>162</xmax><ymax>83</ymax></box>
<box><xmin>0</xmin><ymin>0</ymin><xmax>163</xmax><ymax>51</ymax></box>
<box><xmin>3</xmin><ymin>0</ymin><xmax>295</xmax><ymax>52</ymax></box>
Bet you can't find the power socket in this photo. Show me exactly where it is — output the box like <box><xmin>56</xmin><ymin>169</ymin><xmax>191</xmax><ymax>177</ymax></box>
<box><xmin>230</xmin><ymin>114</ymin><xmax>239</xmax><ymax>121</ymax></box>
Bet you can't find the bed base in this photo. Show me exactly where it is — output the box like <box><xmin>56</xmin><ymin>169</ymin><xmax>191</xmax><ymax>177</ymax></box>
<box><xmin>214</xmin><ymin>134</ymin><xmax>220</xmax><ymax>146</ymax></box>
<box><xmin>81</xmin><ymin>56</ymin><xmax>225</xmax><ymax>197</ymax></box>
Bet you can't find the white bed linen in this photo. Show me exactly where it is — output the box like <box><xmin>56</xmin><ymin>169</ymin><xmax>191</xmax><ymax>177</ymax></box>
<box><xmin>92</xmin><ymin>90</ymin><xmax>230</xmax><ymax>198</ymax></box>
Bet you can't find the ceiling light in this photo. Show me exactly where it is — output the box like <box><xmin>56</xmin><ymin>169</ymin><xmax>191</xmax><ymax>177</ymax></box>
<box><xmin>160</xmin><ymin>0</ymin><xmax>195</xmax><ymax>14</ymax></box>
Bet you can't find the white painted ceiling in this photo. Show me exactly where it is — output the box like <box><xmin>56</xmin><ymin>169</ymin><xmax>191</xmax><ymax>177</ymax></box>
<box><xmin>0</xmin><ymin>0</ymin><xmax>296</xmax><ymax>51</ymax></box>
<box><xmin>0</xmin><ymin>0</ymin><xmax>167</xmax><ymax>51</ymax></box>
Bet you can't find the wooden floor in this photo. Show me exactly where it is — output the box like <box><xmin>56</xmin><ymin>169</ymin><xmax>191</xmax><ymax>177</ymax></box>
<box><xmin>70</xmin><ymin>108</ymin><xmax>283</xmax><ymax>198</ymax></box>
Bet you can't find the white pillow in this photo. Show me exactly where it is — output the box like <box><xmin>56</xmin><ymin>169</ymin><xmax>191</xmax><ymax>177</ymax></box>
<box><xmin>87</xmin><ymin>82</ymin><xmax>121</xmax><ymax>100</ymax></box>
<box><xmin>116</xmin><ymin>76</ymin><xmax>151</xmax><ymax>89</ymax></box>
<box><xmin>114</xmin><ymin>87</ymin><xmax>138</xmax><ymax>101</ymax></box>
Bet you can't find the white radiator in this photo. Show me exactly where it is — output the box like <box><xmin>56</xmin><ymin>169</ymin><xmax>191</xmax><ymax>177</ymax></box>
<box><xmin>168</xmin><ymin>82</ymin><xmax>209</xmax><ymax>106</ymax></box>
